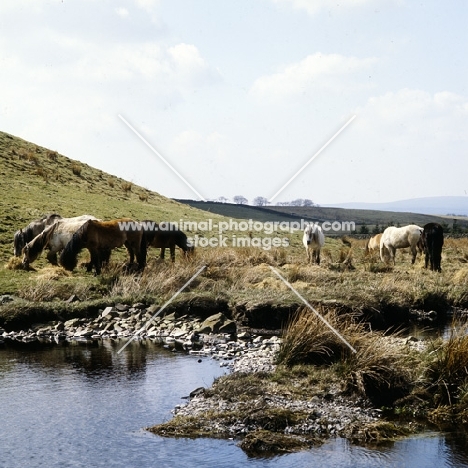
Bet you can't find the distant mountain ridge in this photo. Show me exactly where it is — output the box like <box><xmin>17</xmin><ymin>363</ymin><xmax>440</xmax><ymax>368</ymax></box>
<box><xmin>323</xmin><ymin>196</ymin><xmax>468</xmax><ymax>217</ymax></box>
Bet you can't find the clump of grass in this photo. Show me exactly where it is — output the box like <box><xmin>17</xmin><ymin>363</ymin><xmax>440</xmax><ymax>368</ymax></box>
<box><xmin>108</xmin><ymin>179</ymin><xmax>115</xmax><ymax>188</ymax></box>
<box><xmin>35</xmin><ymin>167</ymin><xmax>48</xmax><ymax>181</ymax></box>
<box><xmin>5</xmin><ymin>256</ymin><xmax>24</xmax><ymax>270</ymax></box>
<box><xmin>47</xmin><ymin>150</ymin><xmax>58</xmax><ymax>161</ymax></box>
<box><xmin>277</xmin><ymin>308</ymin><xmax>361</xmax><ymax>366</ymax></box>
<box><xmin>139</xmin><ymin>192</ymin><xmax>148</xmax><ymax>202</ymax></box>
<box><xmin>71</xmin><ymin>162</ymin><xmax>82</xmax><ymax>176</ymax></box>
<box><xmin>122</xmin><ymin>181</ymin><xmax>132</xmax><ymax>193</ymax></box>
<box><xmin>425</xmin><ymin>318</ymin><xmax>468</xmax><ymax>406</ymax></box>
<box><xmin>27</xmin><ymin>152</ymin><xmax>39</xmax><ymax>165</ymax></box>
<box><xmin>344</xmin><ymin>332</ymin><xmax>416</xmax><ymax>406</ymax></box>
<box><xmin>453</xmin><ymin>267</ymin><xmax>468</xmax><ymax>285</ymax></box>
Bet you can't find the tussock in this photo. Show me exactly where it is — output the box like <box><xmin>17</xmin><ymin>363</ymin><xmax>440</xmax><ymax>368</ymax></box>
<box><xmin>452</xmin><ymin>267</ymin><xmax>468</xmax><ymax>285</ymax></box>
<box><xmin>5</xmin><ymin>256</ymin><xmax>24</xmax><ymax>270</ymax></box>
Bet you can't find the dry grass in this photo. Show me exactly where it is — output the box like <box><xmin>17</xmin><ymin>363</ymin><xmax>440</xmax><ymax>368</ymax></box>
<box><xmin>122</xmin><ymin>181</ymin><xmax>132</xmax><ymax>193</ymax></box>
<box><xmin>425</xmin><ymin>318</ymin><xmax>468</xmax><ymax>406</ymax></box>
<box><xmin>5</xmin><ymin>256</ymin><xmax>24</xmax><ymax>270</ymax></box>
<box><xmin>71</xmin><ymin>162</ymin><xmax>82</xmax><ymax>176</ymax></box>
<box><xmin>344</xmin><ymin>332</ymin><xmax>416</xmax><ymax>406</ymax></box>
<box><xmin>277</xmin><ymin>307</ymin><xmax>419</xmax><ymax>405</ymax></box>
<box><xmin>277</xmin><ymin>308</ymin><xmax>363</xmax><ymax>366</ymax></box>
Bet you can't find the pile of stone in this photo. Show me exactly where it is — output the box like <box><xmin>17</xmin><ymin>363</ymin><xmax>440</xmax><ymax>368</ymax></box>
<box><xmin>0</xmin><ymin>303</ymin><xmax>278</xmax><ymax>365</ymax></box>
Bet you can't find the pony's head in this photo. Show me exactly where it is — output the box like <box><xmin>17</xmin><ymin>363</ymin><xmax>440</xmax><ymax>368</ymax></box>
<box><xmin>21</xmin><ymin>241</ymin><xmax>38</xmax><ymax>267</ymax></box>
<box><xmin>21</xmin><ymin>223</ymin><xmax>57</xmax><ymax>267</ymax></box>
<box><xmin>14</xmin><ymin>229</ymin><xmax>26</xmax><ymax>257</ymax></box>
<box><xmin>303</xmin><ymin>223</ymin><xmax>318</xmax><ymax>244</ymax></box>
<box><xmin>184</xmin><ymin>244</ymin><xmax>195</xmax><ymax>258</ymax></box>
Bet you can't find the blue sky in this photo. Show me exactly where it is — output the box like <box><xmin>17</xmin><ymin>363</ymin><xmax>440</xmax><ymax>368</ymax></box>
<box><xmin>1</xmin><ymin>0</ymin><xmax>467</xmax><ymax>205</ymax></box>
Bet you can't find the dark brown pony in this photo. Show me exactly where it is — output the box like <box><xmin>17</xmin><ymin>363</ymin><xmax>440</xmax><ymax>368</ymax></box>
<box><xmin>420</xmin><ymin>222</ymin><xmax>444</xmax><ymax>272</ymax></box>
<box><xmin>59</xmin><ymin>218</ymin><xmax>146</xmax><ymax>274</ymax></box>
<box><xmin>141</xmin><ymin>221</ymin><xmax>193</xmax><ymax>262</ymax></box>
<box><xmin>14</xmin><ymin>213</ymin><xmax>62</xmax><ymax>256</ymax></box>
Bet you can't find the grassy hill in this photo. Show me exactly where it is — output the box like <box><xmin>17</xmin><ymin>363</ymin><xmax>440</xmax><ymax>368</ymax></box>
<box><xmin>0</xmin><ymin>131</ymin><xmax>230</xmax><ymax>258</ymax></box>
<box><xmin>0</xmin><ymin>130</ymin><xmax>235</xmax><ymax>295</ymax></box>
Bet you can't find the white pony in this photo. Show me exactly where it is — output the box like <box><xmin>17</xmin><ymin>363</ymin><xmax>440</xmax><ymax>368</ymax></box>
<box><xmin>380</xmin><ymin>224</ymin><xmax>423</xmax><ymax>265</ymax></box>
<box><xmin>22</xmin><ymin>215</ymin><xmax>98</xmax><ymax>267</ymax></box>
<box><xmin>303</xmin><ymin>223</ymin><xmax>325</xmax><ymax>264</ymax></box>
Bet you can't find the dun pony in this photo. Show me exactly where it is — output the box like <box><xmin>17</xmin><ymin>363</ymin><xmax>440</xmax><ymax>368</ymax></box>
<box><xmin>380</xmin><ymin>224</ymin><xmax>423</xmax><ymax>265</ymax></box>
<box><xmin>59</xmin><ymin>218</ymin><xmax>146</xmax><ymax>275</ymax></box>
<box><xmin>22</xmin><ymin>215</ymin><xmax>97</xmax><ymax>268</ymax></box>
<box><xmin>365</xmin><ymin>233</ymin><xmax>382</xmax><ymax>255</ymax></box>
<box><xmin>14</xmin><ymin>213</ymin><xmax>62</xmax><ymax>256</ymax></box>
<box><xmin>142</xmin><ymin>221</ymin><xmax>193</xmax><ymax>262</ymax></box>
<box><xmin>303</xmin><ymin>223</ymin><xmax>325</xmax><ymax>265</ymax></box>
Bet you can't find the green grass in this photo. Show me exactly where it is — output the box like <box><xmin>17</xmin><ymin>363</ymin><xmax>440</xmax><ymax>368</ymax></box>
<box><xmin>0</xmin><ymin>130</ymin><xmax>234</xmax><ymax>286</ymax></box>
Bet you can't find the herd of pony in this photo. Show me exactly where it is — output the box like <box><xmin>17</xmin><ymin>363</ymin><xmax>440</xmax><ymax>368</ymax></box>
<box><xmin>14</xmin><ymin>214</ymin><xmax>445</xmax><ymax>275</ymax></box>
<box><xmin>14</xmin><ymin>214</ymin><xmax>193</xmax><ymax>275</ymax></box>
<box><xmin>304</xmin><ymin>222</ymin><xmax>444</xmax><ymax>272</ymax></box>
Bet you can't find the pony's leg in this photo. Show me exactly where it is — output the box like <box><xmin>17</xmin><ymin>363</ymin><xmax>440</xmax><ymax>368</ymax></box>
<box><xmin>388</xmin><ymin>246</ymin><xmax>396</xmax><ymax>265</ymax></box>
<box><xmin>46</xmin><ymin>250</ymin><xmax>58</xmax><ymax>265</ymax></box>
<box><xmin>316</xmin><ymin>249</ymin><xmax>320</xmax><ymax>265</ymax></box>
<box><xmin>89</xmin><ymin>250</ymin><xmax>101</xmax><ymax>275</ymax></box>
<box><xmin>170</xmin><ymin>246</ymin><xmax>176</xmax><ymax>262</ymax></box>
<box><xmin>160</xmin><ymin>248</ymin><xmax>165</xmax><ymax>260</ymax></box>
<box><xmin>410</xmin><ymin>246</ymin><xmax>417</xmax><ymax>264</ymax></box>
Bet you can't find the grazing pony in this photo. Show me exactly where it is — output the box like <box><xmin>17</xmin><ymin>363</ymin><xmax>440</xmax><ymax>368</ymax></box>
<box><xmin>59</xmin><ymin>218</ymin><xmax>146</xmax><ymax>275</ymax></box>
<box><xmin>22</xmin><ymin>215</ymin><xmax>97</xmax><ymax>268</ymax></box>
<box><xmin>142</xmin><ymin>221</ymin><xmax>194</xmax><ymax>262</ymax></box>
<box><xmin>365</xmin><ymin>233</ymin><xmax>382</xmax><ymax>255</ymax></box>
<box><xmin>420</xmin><ymin>222</ymin><xmax>444</xmax><ymax>272</ymax></box>
<box><xmin>303</xmin><ymin>223</ymin><xmax>325</xmax><ymax>265</ymax></box>
<box><xmin>14</xmin><ymin>213</ymin><xmax>62</xmax><ymax>256</ymax></box>
<box><xmin>380</xmin><ymin>224</ymin><xmax>423</xmax><ymax>265</ymax></box>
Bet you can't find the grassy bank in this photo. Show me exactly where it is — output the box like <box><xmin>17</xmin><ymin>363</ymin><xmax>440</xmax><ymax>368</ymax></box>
<box><xmin>2</xmin><ymin>236</ymin><xmax>468</xmax><ymax>331</ymax></box>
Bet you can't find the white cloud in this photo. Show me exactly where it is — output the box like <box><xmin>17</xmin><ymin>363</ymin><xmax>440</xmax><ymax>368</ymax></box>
<box><xmin>115</xmin><ymin>7</ymin><xmax>130</xmax><ymax>18</ymax></box>
<box><xmin>355</xmin><ymin>88</ymin><xmax>468</xmax><ymax>146</ymax></box>
<box><xmin>269</xmin><ymin>0</ymin><xmax>393</xmax><ymax>15</ymax></box>
<box><xmin>250</xmin><ymin>53</ymin><xmax>376</xmax><ymax>99</ymax></box>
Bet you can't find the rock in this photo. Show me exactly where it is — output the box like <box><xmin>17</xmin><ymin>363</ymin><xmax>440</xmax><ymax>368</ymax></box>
<box><xmin>65</xmin><ymin>294</ymin><xmax>80</xmax><ymax>303</ymax></box>
<box><xmin>64</xmin><ymin>318</ymin><xmax>81</xmax><ymax>328</ymax></box>
<box><xmin>101</xmin><ymin>307</ymin><xmax>118</xmax><ymax>319</ymax></box>
<box><xmin>0</xmin><ymin>295</ymin><xmax>15</xmax><ymax>304</ymax></box>
<box><xmin>115</xmin><ymin>303</ymin><xmax>130</xmax><ymax>312</ymax></box>
<box><xmin>196</xmin><ymin>313</ymin><xmax>235</xmax><ymax>334</ymax></box>
<box><xmin>189</xmin><ymin>387</ymin><xmax>205</xmax><ymax>399</ymax></box>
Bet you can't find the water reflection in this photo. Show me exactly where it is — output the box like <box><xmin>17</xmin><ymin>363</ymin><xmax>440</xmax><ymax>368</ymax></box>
<box><xmin>0</xmin><ymin>338</ymin><xmax>179</xmax><ymax>381</ymax></box>
<box><xmin>1</xmin><ymin>340</ymin><xmax>468</xmax><ymax>467</ymax></box>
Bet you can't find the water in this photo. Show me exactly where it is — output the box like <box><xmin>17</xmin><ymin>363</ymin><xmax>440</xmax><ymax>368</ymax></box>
<box><xmin>1</xmin><ymin>339</ymin><xmax>468</xmax><ymax>468</ymax></box>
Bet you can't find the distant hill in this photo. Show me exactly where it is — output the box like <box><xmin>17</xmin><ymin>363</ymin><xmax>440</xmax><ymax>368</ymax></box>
<box><xmin>176</xmin><ymin>200</ymin><xmax>468</xmax><ymax>234</ymax></box>
<box><xmin>323</xmin><ymin>196</ymin><xmax>468</xmax><ymax>217</ymax></box>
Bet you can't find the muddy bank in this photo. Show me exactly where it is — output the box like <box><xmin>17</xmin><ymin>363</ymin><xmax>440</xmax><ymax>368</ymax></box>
<box><xmin>0</xmin><ymin>293</ymin><xmax>451</xmax><ymax>334</ymax></box>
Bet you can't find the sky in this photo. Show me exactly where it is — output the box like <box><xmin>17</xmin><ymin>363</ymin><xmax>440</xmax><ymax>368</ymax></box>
<box><xmin>1</xmin><ymin>0</ymin><xmax>467</xmax><ymax>206</ymax></box>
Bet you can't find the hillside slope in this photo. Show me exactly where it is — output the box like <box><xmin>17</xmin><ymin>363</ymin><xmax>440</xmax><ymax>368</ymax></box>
<box><xmin>0</xmin><ymin>131</ymin><xmax>225</xmax><ymax>261</ymax></box>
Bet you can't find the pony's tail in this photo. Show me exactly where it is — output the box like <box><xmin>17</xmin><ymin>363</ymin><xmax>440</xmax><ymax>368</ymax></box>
<box><xmin>59</xmin><ymin>222</ymin><xmax>89</xmax><ymax>271</ymax></box>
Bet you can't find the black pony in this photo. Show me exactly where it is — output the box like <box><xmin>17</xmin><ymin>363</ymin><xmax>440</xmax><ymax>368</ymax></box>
<box><xmin>420</xmin><ymin>222</ymin><xmax>444</xmax><ymax>272</ymax></box>
<box><xmin>141</xmin><ymin>221</ymin><xmax>193</xmax><ymax>263</ymax></box>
